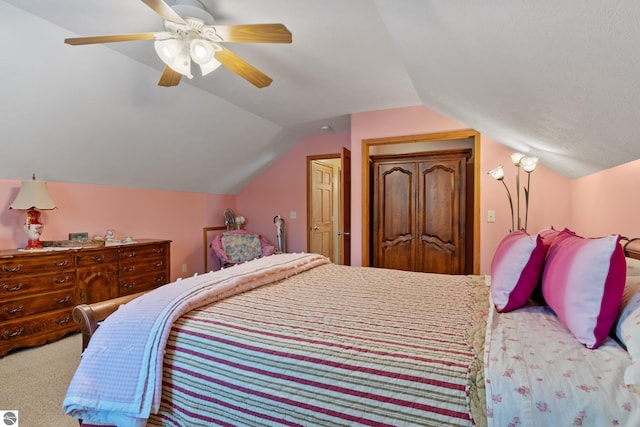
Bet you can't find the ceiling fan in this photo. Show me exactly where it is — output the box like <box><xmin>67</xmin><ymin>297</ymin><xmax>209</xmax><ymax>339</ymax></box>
<box><xmin>64</xmin><ymin>0</ymin><xmax>292</xmax><ymax>88</ymax></box>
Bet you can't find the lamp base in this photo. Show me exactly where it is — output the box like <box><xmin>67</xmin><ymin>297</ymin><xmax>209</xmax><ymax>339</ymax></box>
<box><xmin>24</xmin><ymin>223</ymin><xmax>44</xmax><ymax>250</ymax></box>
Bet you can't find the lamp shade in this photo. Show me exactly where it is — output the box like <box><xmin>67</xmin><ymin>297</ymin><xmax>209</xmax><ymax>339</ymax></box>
<box><xmin>190</xmin><ymin>39</ymin><xmax>215</xmax><ymax>65</ymax></box>
<box><xmin>510</xmin><ymin>152</ymin><xmax>526</xmax><ymax>166</ymax></box>
<box><xmin>520</xmin><ymin>156</ymin><xmax>539</xmax><ymax>173</ymax></box>
<box><xmin>10</xmin><ymin>179</ymin><xmax>56</xmax><ymax>210</ymax></box>
<box><xmin>154</xmin><ymin>39</ymin><xmax>193</xmax><ymax>78</ymax></box>
<box><xmin>198</xmin><ymin>57</ymin><xmax>221</xmax><ymax>76</ymax></box>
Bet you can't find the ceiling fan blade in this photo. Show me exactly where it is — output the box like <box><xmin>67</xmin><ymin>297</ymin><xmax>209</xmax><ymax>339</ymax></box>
<box><xmin>214</xmin><ymin>46</ymin><xmax>273</xmax><ymax>88</ymax></box>
<box><xmin>65</xmin><ymin>33</ymin><xmax>155</xmax><ymax>45</ymax></box>
<box><xmin>158</xmin><ymin>65</ymin><xmax>182</xmax><ymax>87</ymax></box>
<box><xmin>211</xmin><ymin>24</ymin><xmax>292</xmax><ymax>43</ymax></box>
<box><xmin>141</xmin><ymin>0</ymin><xmax>186</xmax><ymax>25</ymax></box>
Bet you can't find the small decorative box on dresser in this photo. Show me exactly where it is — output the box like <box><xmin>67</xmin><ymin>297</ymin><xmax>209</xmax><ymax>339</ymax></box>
<box><xmin>0</xmin><ymin>239</ymin><xmax>170</xmax><ymax>356</ymax></box>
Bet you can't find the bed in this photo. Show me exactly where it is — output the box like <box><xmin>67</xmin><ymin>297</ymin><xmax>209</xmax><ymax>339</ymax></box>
<box><xmin>64</xmin><ymin>233</ymin><xmax>640</xmax><ymax>426</ymax></box>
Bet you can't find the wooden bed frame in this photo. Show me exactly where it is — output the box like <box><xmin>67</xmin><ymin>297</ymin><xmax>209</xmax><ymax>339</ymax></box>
<box><xmin>72</xmin><ymin>236</ymin><xmax>640</xmax><ymax>351</ymax></box>
<box><xmin>624</xmin><ymin>237</ymin><xmax>640</xmax><ymax>260</ymax></box>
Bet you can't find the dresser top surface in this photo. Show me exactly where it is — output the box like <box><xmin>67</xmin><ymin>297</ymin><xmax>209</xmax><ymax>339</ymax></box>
<box><xmin>0</xmin><ymin>239</ymin><xmax>171</xmax><ymax>259</ymax></box>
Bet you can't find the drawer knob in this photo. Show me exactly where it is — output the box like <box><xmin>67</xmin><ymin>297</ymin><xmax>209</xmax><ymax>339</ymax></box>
<box><xmin>2</xmin><ymin>264</ymin><xmax>22</xmax><ymax>273</ymax></box>
<box><xmin>55</xmin><ymin>316</ymin><xmax>71</xmax><ymax>325</ymax></box>
<box><xmin>91</xmin><ymin>255</ymin><xmax>105</xmax><ymax>262</ymax></box>
<box><xmin>123</xmin><ymin>251</ymin><xmax>136</xmax><ymax>258</ymax></box>
<box><xmin>123</xmin><ymin>282</ymin><xmax>136</xmax><ymax>289</ymax></box>
<box><xmin>53</xmin><ymin>260</ymin><xmax>70</xmax><ymax>267</ymax></box>
<box><xmin>4</xmin><ymin>327</ymin><xmax>24</xmax><ymax>338</ymax></box>
<box><xmin>54</xmin><ymin>296</ymin><xmax>70</xmax><ymax>304</ymax></box>
<box><xmin>153</xmin><ymin>261</ymin><xmax>165</xmax><ymax>268</ymax></box>
<box><xmin>2</xmin><ymin>283</ymin><xmax>23</xmax><ymax>292</ymax></box>
<box><xmin>3</xmin><ymin>304</ymin><xmax>24</xmax><ymax>315</ymax></box>
<box><xmin>53</xmin><ymin>275</ymin><xmax>72</xmax><ymax>284</ymax></box>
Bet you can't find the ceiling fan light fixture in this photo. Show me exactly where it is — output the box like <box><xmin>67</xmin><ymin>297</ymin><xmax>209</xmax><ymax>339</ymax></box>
<box><xmin>64</xmin><ymin>1</ymin><xmax>292</xmax><ymax>88</ymax></box>
<box><xmin>190</xmin><ymin>39</ymin><xmax>215</xmax><ymax>65</ymax></box>
<box><xmin>154</xmin><ymin>38</ymin><xmax>193</xmax><ymax>78</ymax></box>
<box><xmin>154</xmin><ymin>38</ymin><xmax>181</xmax><ymax>62</ymax></box>
<box><xmin>198</xmin><ymin>58</ymin><xmax>221</xmax><ymax>76</ymax></box>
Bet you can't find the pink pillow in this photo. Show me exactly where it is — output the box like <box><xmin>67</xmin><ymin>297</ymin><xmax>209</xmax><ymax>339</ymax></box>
<box><xmin>491</xmin><ymin>230</ymin><xmax>545</xmax><ymax>312</ymax></box>
<box><xmin>542</xmin><ymin>232</ymin><xmax>626</xmax><ymax>349</ymax></box>
<box><xmin>539</xmin><ymin>226</ymin><xmax>576</xmax><ymax>253</ymax></box>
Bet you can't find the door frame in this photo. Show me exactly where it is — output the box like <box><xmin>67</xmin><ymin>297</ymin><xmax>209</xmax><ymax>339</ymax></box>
<box><xmin>307</xmin><ymin>152</ymin><xmax>351</xmax><ymax>264</ymax></box>
<box><xmin>308</xmin><ymin>158</ymin><xmax>336</xmax><ymax>260</ymax></box>
<box><xmin>338</xmin><ymin>147</ymin><xmax>351</xmax><ymax>265</ymax></box>
<box><xmin>361</xmin><ymin>129</ymin><xmax>481</xmax><ymax>274</ymax></box>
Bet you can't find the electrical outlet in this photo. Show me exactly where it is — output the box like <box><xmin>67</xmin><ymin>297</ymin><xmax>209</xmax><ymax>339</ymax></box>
<box><xmin>289</xmin><ymin>211</ymin><xmax>297</xmax><ymax>219</ymax></box>
<box><xmin>182</xmin><ymin>264</ymin><xmax>188</xmax><ymax>273</ymax></box>
<box><xmin>487</xmin><ymin>210</ymin><xmax>496</xmax><ymax>223</ymax></box>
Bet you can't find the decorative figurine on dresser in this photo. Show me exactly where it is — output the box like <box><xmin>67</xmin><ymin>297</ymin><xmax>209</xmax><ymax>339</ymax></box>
<box><xmin>0</xmin><ymin>239</ymin><xmax>171</xmax><ymax>357</ymax></box>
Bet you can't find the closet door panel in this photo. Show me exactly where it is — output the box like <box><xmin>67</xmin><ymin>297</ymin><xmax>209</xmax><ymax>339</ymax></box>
<box><xmin>373</xmin><ymin>162</ymin><xmax>415</xmax><ymax>271</ymax></box>
<box><xmin>417</xmin><ymin>157</ymin><xmax>466</xmax><ymax>274</ymax></box>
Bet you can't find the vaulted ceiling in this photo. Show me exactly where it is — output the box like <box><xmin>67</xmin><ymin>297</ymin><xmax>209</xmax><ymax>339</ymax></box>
<box><xmin>2</xmin><ymin>0</ymin><xmax>639</xmax><ymax>194</ymax></box>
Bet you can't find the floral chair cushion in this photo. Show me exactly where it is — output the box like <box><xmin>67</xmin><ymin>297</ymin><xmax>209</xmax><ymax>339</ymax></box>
<box><xmin>220</xmin><ymin>233</ymin><xmax>263</xmax><ymax>263</ymax></box>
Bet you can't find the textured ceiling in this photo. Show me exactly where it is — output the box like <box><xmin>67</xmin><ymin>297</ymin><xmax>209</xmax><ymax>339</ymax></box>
<box><xmin>1</xmin><ymin>0</ymin><xmax>639</xmax><ymax>194</ymax></box>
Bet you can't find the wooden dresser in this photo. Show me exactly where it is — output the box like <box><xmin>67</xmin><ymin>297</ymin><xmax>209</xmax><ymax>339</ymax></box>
<box><xmin>0</xmin><ymin>239</ymin><xmax>170</xmax><ymax>356</ymax></box>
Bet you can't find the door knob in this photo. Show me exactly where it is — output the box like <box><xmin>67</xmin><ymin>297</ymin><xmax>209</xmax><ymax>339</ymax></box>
<box><xmin>337</xmin><ymin>231</ymin><xmax>350</xmax><ymax>236</ymax></box>
<box><xmin>313</xmin><ymin>226</ymin><xmax>320</xmax><ymax>231</ymax></box>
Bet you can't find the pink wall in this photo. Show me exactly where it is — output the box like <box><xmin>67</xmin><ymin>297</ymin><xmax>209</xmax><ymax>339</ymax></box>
<box><xmin>0</xmin><ymin>179</ymin><xmax>234</xmax><ymax>281</ymax></box>
<box><xmin>571</xmin><ymin>158</ymin><xmax>640</xmax><ymax>238</ymax></box>
<box><xmin>237</xmin><ymin>105</ymin><xmax>575</xmax><ymax>274</ymax></box>
<box><xmin>350</xmin><ymin>106</ymin><xmax>469</xmax><ymax>267</ymax></box>
<box><xmin>2</xmin><ymin>105</ymin><xmax>634</xmax><ymax>282</ymax></box>
<box><xmin>236</xmin><ymin>133</ymin><xmax>350</xmax><ymax>252</ymax></box>
<box><xmin>481</xmin><ymin>138</ymin><xmax>572</xmax><ymax>271</ymax></box>
<box><xmin>349</xmin><ymin>105</ymin><xmax>572</xmax><ymax>273</ymax></box>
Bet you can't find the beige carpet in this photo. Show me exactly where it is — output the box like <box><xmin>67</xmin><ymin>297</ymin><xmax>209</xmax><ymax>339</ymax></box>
<box><xmin>0</xmin><ymin>332</ymin><xmax>82</xmax><ymax>427</ymax></box>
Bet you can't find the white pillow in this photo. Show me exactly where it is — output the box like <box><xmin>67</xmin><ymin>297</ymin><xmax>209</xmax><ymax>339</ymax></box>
<box><xmin>617</xmin><ymin>276</ymin><xmax>640</xmax><ymax>394</ymax></box>
<box><xmin>626</xmin><ymin>256</ymin><xmax>640</xmax><ymax>276</ymax></box>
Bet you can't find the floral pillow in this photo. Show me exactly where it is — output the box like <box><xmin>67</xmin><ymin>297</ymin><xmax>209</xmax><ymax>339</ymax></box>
<box><xmin>221</xmin><ymin>233</ymin><xmax>263</xmax><ymax>263</ymax></box>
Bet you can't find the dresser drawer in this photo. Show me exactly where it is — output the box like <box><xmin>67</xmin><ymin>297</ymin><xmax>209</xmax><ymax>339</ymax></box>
<box><xmin>119</xmin><ymin>271</ymin><xmax>168</xmax><ymax>296</ymax></box>
<box><xmin>119</xmin><ymin>243</ymin><xmax>168</xmax><ymax>262</ymax></box>
<box><xmin>0</xmin><ymin>288</ymin><xmax>75</xmax><ymax>321</ymax></box>
<box><xmin>0</xmin><ymin>308</ymin><xmax>74</xmax><ymax>345</ymax></box>
<box><xmin>0</xmin><ymin>271</ymin><xmax>76</xmax><ymax>299</ymax></box>
<box><xmin>76</xmin><ymin>249</ymin><xmax>117</xmax><ymax>267</ymax></box>
<box><xmin>119</xmin><ymin>257</ymin><xmax>167</xmax><ymax>278</ymax></box>
<box><xmin>0</xmin><ymin>253</ymin><xmax>75</xmax><ymax>277</ymax></box>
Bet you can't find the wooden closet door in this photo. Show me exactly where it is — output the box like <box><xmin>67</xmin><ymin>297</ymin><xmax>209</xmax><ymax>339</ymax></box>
<box><xmin>416</xmin><ymin>155</ymin><xmax>467</xmax><ymax>274</ymax></box>
<box><xmin>373</xmin><ymin>160</ymin><xmax>416</xmax><ymax>271</ymax></box>
<box><xmin>372</xmin><ymin>149</ymin><xmax>470</xmax><ymax>274</ymax></box>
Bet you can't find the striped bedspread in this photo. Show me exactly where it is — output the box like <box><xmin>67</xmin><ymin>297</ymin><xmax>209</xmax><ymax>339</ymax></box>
<box><xmin>65</xmin><ymin>253</ymin><xmax>331</xmax><ymax>426</ymax></box>
<box><xmin>146</xmin><ymin>264</ymin><xmax>489</xmax><ymax>426</ymax></box>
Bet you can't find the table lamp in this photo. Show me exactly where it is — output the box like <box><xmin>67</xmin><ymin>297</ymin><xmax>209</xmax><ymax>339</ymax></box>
<box><xmin>9</xmin><ymin>174</ymin><xmax>57</xmax><ymax>249</ymax></box>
